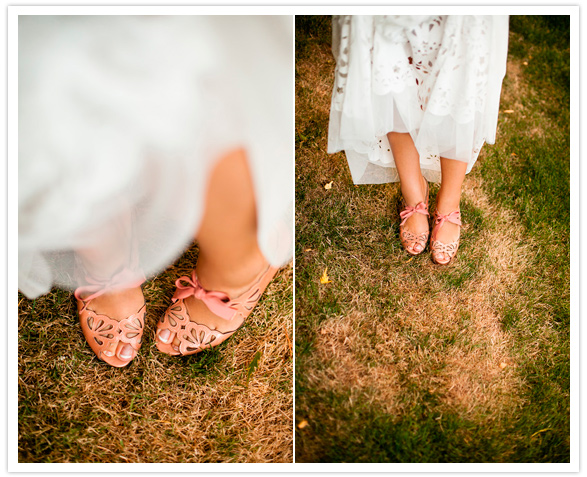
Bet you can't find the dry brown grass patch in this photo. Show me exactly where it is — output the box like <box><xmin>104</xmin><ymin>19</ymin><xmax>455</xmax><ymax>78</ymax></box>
<box><xmin>311</xmin><ymin>311</ymin><xmax>405</xmax><ymax>415</ymax></box>
<box><xmin>502</xmin><ymin>59</ymin><xmax>525</xmax><ymax>108</ymax></box>
<box><xmin>306</xmin><ymin>176</ymin><xmax>532</xmax><ymax>424</ymax></box>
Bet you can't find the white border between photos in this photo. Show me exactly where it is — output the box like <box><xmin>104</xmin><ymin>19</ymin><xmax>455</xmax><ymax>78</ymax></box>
<box><xmin>291</xmin><ymin>9</ymin><xmax>297</xmax><ymax>467</ymax></box>
<box><xmin>6</xmin><ymin>2</ymin><xmax>581</xmax><ymax>474</ymax></box>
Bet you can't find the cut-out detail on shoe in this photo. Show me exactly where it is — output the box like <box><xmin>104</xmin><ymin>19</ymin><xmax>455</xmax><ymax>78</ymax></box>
<box><xmin>398</xmin><ymin>178</ymin><xmax>430</xmax><ymax>255</ymax></box>
<box><xmin>156</xmin><ymin>266</ymin><xmax>278</xmax><ymax>357</ymax></box>
<box><xmin>175</xmin><ymin>321</ymin><xmax>229</xmax><ymax>355</ymax></box>
<box><xmin>78</xmin><ymin>302</ymin><xmax>146</xmax><ymax>367</ymax></box>
<box><xmin>75</xmin><ymin>267</ymin><xmax>146</xmax><ymax>368</ymax></box>
<box><xmin>430</xmin><ymin>209</ymin><xmax>462</xmax><ymax>265</ymax></box>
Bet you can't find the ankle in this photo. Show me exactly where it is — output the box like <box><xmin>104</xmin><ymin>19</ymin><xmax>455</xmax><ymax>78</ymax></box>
<box><xmin>83</xmin><ymin>286</ymin><xmax>144</xmax><ymax>321</ymax></box>
<box><xmin>435</xmin><ymin>195</ymin><xmax>460</xmax><ymax>215</ymax></box>
<box><xmin>195</xmin><ymin>247</ymin><xmax>267</xmax><ymax>297</ymax></box>
<box><xmin>435</xmin><ymin>204</ymin><xmax>460</xmax><ymax>216</ymax></box>
<box><xmin>400</xmin><ymin>175</ymin><xmax>427</xmax><ymax>206</ymax></box>
<box><xmin>435</xmin><ymin>185</ymin><xmax>462</xmax><ymax>212</ymax></box>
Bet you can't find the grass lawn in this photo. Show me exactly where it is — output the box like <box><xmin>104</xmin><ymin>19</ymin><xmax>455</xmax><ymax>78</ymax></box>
<box><xmin>18</xmin><ymin>244</ymin><xmax>293</xmax><ymax>463</ymax></box>
<box><xmin>294</xmin><ymin>15</ymin><xmax>570</xmax><ymax>463</ymax></box>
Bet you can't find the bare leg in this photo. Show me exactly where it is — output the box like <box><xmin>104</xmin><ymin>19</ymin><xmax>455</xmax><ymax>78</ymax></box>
<box><xmin>434</xmin><ymin>156</ymin><xmax>468</xmax><ymax>262</ymax></box>
<box><xmin>157</xmin><ymin>148</ymin><xmax>268</xmax><ymax>350</ymax></box>
<box><xmin>387</xmin><ymin>132</ymin><xmax>428</xmax><ymax>253</ymax></box>
<box><xmin>193</xmin><ymin>148</ymin><xmax>266</xmax><ymax>293</ymax></box>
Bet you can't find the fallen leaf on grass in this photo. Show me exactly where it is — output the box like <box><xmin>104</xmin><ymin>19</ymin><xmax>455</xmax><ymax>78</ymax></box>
<box><xmin>304</xmin><ymin>248</ymin><xmax>313</xmax><ymax>252</ymax></box>
<box><xmin>320</xmin><ymin>268</ymin><xmax>332</xmax><ymax>284</ymax></box>
<box><xmin>503</xmin><ymin>110</ymin><xmax>515</xmax><ymax>114</ymax></box>
<box><xmin>499</xmin><ymin>362</ymin><xmax>507</xmax><ymax>369</ymax></box>
<box><xmin>324</xmin><ymin>181</ymin><xmax>333</xmax><ymax>190</ymax></box>
<box><xmin>246</xmin><ymin>350</ymin><xmax>262</xmax><ymax>384</ymax></box>
<box><xmin>298</xmin><ymin>420</ymin><xmax>309</xmax><ymax>429</ymax></box>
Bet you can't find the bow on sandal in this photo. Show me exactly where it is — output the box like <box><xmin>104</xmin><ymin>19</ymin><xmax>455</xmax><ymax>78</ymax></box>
<box><xmin>156</xmin><ymin>265</ymin><xmax>278</xmax><ymax>356</ymax></box>
<box><xmin>399</xmin><ymin>178</ymin><xmax>430</xmax><ymax>255</ymax></box>
<box><xmin>75</xmin><ymin>268</ymin><xmax>146</xmax><ymax>367</ymax></box>
<box><xmin>430</xmin><ymin>209</ymin><xmax>462</xmax><ymax>265</ymax></box>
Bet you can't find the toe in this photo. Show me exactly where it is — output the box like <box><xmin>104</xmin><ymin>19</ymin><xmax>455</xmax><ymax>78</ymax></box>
<box><xmin>157</xmin><ymin>328</ymin><xmax>173</xmax><ymax>344</ymax></box>
<box><xmin>155</xmin><ymin>327</ymin><xmax>181</xmax><ymax>355</ymax></box>
<box><xmin>103</xmin><ymin>342</ymin><xmax>117</xmax><ymax>358</ymax></box>
<box><xmin>171</xmin><ymin>336</ymin><xmax>181</xmax><ymax>353</ymax></box>
<box><xmin>435</xmin><ymin>252</ymin><xmax>449</xmax><ymax>265</ymax></box>
<box><xmin>413</xmin><ymin>242</ymin><xmax>423</xmax><ymax>253</ymax></box>
<box><xmin>117</xmin><ymin>343</ymin><xmax>135</xmax><ymax>361</ymax></box>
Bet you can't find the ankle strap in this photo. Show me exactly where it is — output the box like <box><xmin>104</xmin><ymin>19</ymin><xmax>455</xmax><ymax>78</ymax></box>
<box><xmin>400</xmin><ymin>202</ymin><xmax>429</xmax><ymax>226</ymax></box>
<box><xmin>173</xmin><ymin>271</ymin><xmax>235</xmax><ymax>320</ymax></box>
<box><xmin>432</xmin><ymin>210</ymin><xmax>462</xmax><ymax>240</ymax></box>
<box><xmin>74</xmin><ymin>268</ymin><xmax>145</xmax><ymax>302</ymax></box>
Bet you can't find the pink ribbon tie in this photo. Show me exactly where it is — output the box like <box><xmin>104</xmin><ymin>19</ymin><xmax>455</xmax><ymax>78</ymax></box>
<box><xmin>432</xmin><ymin>210</ymin><xmax>462</xmax><ymax>240</ymax></box>
<box><xmin>400</xmin><ymin>202</ymin><xmax>429</xmax><ymax>226</ymax></box>
<box><xmin>172</xmin><ymin>271</ymin><xmax>236</xmax><ymax>321</ymax></box>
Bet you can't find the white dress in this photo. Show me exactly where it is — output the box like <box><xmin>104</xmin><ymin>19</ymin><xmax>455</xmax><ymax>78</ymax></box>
<box><xmin>327</xmin><ymin>15</ymin><xmax>509</xmax><ymax>184</ymax></box>
<box><xmin>18</xmin><ymin>15</ymin><xmax>293</xmax><ymax>299</ymax></box>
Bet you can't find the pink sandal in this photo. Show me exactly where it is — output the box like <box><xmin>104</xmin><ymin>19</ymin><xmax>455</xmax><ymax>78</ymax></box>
<box><xmin>156</xmin><ymin>265</ymin><xmax>278</xmax><ymax>356</ymax></box>
<box><xmin>74</xmin><ymin>269</ymin><xmax>146</xmax><ymax>367</ymax></box>
<box><xmin>430</xmin><ymin>209</ymin><xmax>462</xmax><ymax>265</ymax></box>
<box><xmin>399</xmin><ymin>178</ymin><xmax>430</xmax><ymax>255</ymax></box>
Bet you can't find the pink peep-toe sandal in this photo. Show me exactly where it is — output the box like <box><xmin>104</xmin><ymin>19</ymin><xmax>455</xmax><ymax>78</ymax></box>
<box><xmin>430</xmin><ymin>209</ymin><xmax>462</xmax><ymax>265</ymax></box>
<box><xmin>75</xmin><ymin>268</ymin><xmax>146</xmax><ymax>367</ymax></box>
<box><xmin>156</xmin><ymin>265</ymin><xmax>278</xmax><ymax>356</ymax></box>
<box><xmin>399</xmin><ymin>178</ymin><xmax>430</xmax><ymax>255</ymax></box>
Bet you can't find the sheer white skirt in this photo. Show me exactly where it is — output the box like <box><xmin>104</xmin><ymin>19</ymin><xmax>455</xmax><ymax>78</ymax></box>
<box><xmin>18</xmin><ymin>15</ymin><xmax>293</xmax><ymax>299</ymax></box>
<box><xmin>327</xmin><ymin>15</ymin><xmax>509</xmax><ymax>184</ymax></box>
